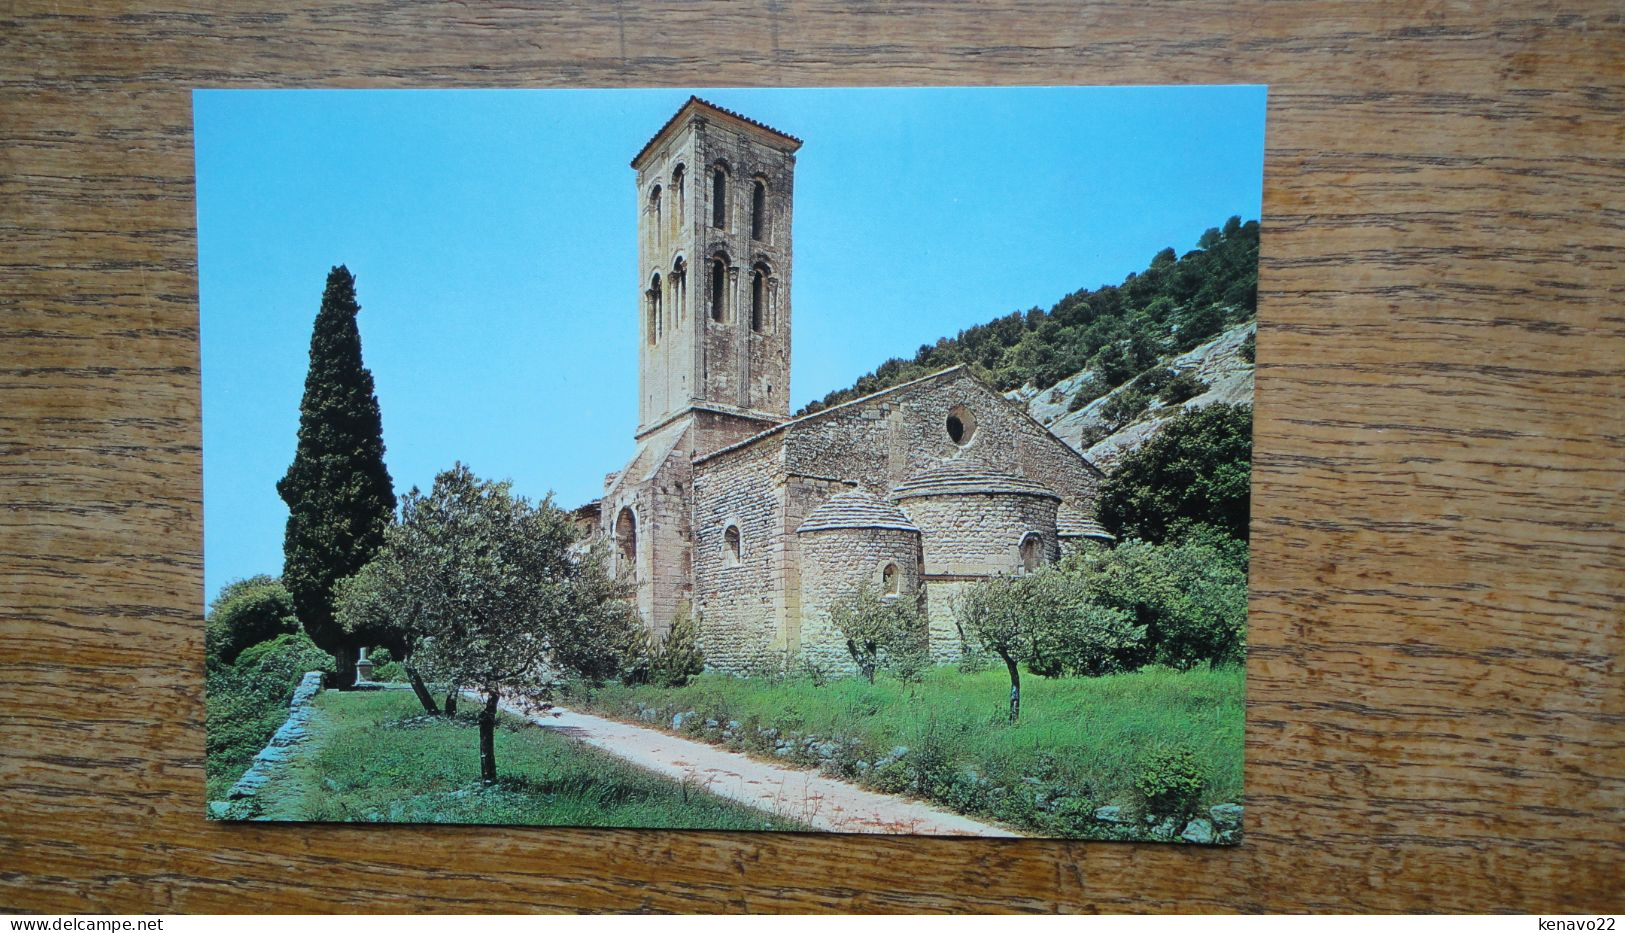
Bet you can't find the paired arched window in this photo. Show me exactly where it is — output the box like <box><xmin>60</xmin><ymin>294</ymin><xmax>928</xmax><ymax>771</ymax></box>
<box><xmin>723</xmin><ymin>524</ymin><xmax>742</xmax><ymax>567</ymax></box>
<box><xmin>709</xmin><ymin>255</ymin><xmax>729</xmax><ymax>323</ymax></box>
<box><xmin>647</xmin><ymin>272</ymin><xmax>663</xmax><ymax>344</ymax></box>
<box><xmin>750</xmin><ymin>265</ymin><xmax>768</xmax><ymax>334</ymax></box>
<box><xmin>751</xmin><ymin>179</ymin><xmax>767</xmax><ymax>240</ymax></box>
<box><xmin>711</xmin><ymin>165</ymin><xmax>728</xmax><ymax>228</ymax></box>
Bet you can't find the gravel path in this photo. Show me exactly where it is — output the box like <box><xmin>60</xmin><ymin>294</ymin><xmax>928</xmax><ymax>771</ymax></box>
<box><xmin>497</xmin><ymin>696</ymin><xmax>1020</xmax><ymax>837</ymax></box>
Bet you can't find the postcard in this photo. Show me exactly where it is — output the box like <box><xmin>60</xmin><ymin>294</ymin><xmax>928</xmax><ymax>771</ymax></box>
<box><xmin>198</xmin><ymin>86</ymin><xmax>1263</xmax><ymax>840</ymax></box>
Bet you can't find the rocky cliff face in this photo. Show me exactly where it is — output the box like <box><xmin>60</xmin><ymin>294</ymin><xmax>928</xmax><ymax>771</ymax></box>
<box><xmin>1009</xmin><ymin>321</ymin><xmax>1255</xmax><ymax>473</ymax></box>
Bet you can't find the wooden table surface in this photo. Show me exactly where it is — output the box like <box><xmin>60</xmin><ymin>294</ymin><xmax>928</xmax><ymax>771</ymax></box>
<box><xmin>2</xmin><ymin>0</ymin><xmax>1621</xmax><ymax>914</ymax></box>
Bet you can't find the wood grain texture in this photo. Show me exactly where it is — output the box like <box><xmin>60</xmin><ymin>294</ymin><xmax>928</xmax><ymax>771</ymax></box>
<box><xmin>2</xmin><ymin>0</ymin><xmax>1621</xmax><ymax>914</ymax></box>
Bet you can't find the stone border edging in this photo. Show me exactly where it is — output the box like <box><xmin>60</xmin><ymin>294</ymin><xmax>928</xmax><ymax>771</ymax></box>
<box><xmin>214</xmin><ymin>670</ymin><xmax>325</xmax><ymax>812</ymax></box>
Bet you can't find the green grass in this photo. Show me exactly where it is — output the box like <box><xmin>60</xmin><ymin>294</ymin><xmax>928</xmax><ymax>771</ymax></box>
<box><xmin>568</xmin><ymin>664</ymin><xmax>1243</xmax><ymax>839</ymax></box>
<box><xmin>247</xmin><ymin>689</ymin><xmax>806</xmax><ymax>831</ymax></box>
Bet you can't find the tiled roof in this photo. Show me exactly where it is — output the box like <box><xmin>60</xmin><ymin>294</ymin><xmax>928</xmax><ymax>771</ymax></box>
<box><xmin>889</xmin><ymin>463</ymin><xmax>1061</xmax><ymax>501</ymax></box>
<box><xmin>797</xmin><ymin>489</ymin><xmax>920</xmax><ymax>534</ymax></box>
<box><xmin>1057</xmin><ymin>503</ymin><xmax>1115</xmax><ymax>541</ymax></box>
<box><xmin>631</xmin><ymin>96</ymin><xmax>803</xmax><ymax>168</ymax></box>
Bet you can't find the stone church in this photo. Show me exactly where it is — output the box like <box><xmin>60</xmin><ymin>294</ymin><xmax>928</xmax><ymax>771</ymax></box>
<box><xmin>575</xmin><ymin>97</ymin><xmax>1111</xmax><ymax>673</ymax></box>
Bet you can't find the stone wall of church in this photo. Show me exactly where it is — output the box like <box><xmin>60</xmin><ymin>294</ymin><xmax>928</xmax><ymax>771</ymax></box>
<box><xmin>779</xmin><ymin>473</ymin><xmax>857</xmax><ymax>657</ymax></box>
<box><xmin>904</xmin><ymin>493</ymin><xmax>1062</xmax><ymax>576</ymax></box>
<box><xmin>904</xmin><ymin>492</ymin><xmax>1060</xmax><ymax>661</ymax></box>
<box><xmin>693</xmin><ymin>120</ymin><xmax>795</xmax><ymax>419</ymax></box>
<box><xmin>690</xmin><ymin>435</ymin><xmax>789</xmax><ymax>672</ymax></box>
<box><xmin>779</xmin><ymin>369</ymin><xmax>1103</xmax><ymax>508</ymax></box>
<box><xmin>796</xmin><ymin>526</ymin><xmax>923</xmax><ymax>673</ymax></box>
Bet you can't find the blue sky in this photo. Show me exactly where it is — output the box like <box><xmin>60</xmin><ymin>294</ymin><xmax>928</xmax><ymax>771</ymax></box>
<box><xmin>196</xmin><ymin>86</ymin><xmax>1266</xmax><ymax>605</ymax></box>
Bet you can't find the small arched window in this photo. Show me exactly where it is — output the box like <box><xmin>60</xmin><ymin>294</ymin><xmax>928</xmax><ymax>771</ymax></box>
<box><xmin>649</xmin><ymin>184</ymin><xmax>662</xmax><ymax>245</ymax></box>
<box><xmin>647</xmin><ymin>272</ymin><xmax>662</xmax><ymax>344</ymax></box>
<box><xmin>671</xmin><ymin>164</ymin><xmax>685</xmax><ymax>227</ymax></box>
<box><xmin>750</xmin><ymin>266</ymin><xmax>767</xmax><ymax>333</ymax></box>
<box><xmin>751</xmin><ymin>179</ymin><xmax>767</xmax><ymax>240</ymax></box>
<box><xmin>711</xmin><ymin>166</ymin><xmax>728</xmax><ymax>228</ymax></box>
<box><xmin>709</xmin><ymin>256</ymin><xmax>728</xmax><ymax>323</ymax></box>
<box><xmin>671</xmin><ymin>257</ymin><xmax>687</xmax><ymax>323</ymax></box>
<box><xmin>616</xmin><ymin>507</ymin><xmax>637</xmax><ymax>569</ymax></box>
<box><xmin>1020</xmin><ymin>534</ymin><xmax>1043</xmax><ymax>574</ymax></box>
<box><xmin>881</xmin><ymin>562</ymin><xmax>900</xmax><ymax>595</ymax></box>
<box><xmin>723</xmin><ymin>525</ymin><xmax>742</xmax><ymax>567</ymax></box>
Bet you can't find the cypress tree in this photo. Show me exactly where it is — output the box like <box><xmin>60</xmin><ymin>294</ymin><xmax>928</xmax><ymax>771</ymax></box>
<box><xmin>277</xmin><ymin>265</ymin><xmax>396</xmax><ymax>687</ymax></box>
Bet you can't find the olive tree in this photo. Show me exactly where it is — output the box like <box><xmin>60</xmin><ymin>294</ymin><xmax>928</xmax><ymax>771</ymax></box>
<box><xmin>827</xmin><ymin>583</ymin><xmax>928</xmax><ymax>684</ymax></box>
<box><xmin>334</xmin><ymin>548</ymin><xmax>442</xmax><ymax>715</ymax></box>
<box><xmin>336</xmin><ymin>463</ymin><xmax>639</xmax><ymax>783</ymax></box>
<box><xmin>953</xmin><ymin>567</ymin><xmax>1136</xmax><ymax>721</ymax></box>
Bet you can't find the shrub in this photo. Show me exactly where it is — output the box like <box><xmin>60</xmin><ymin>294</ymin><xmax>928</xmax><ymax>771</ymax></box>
<box><xmin>1240</xmin><ymin>331</ymin><xmax>1256</xmax><ymax>363</ymax></box>
<box><xmin>1098</xmin><ymin>402</ymin><xmax>1252</xmax><ymax>543</ymax></box>
<box><xmin>1135</xmin><ymin>745</ymin><xmax>1206</xmax><ymax>818</ymax></box>
<box><xmin>1098</xmin><ymin>386</ymin><xmax>1151</xmax><ymax>431</ymax></box>
<box><xmin>1066</xmin><ymin>377</ymin><xmax>1107</xmax><ymax>413</ymax></box>
<box><xmin>1063</xmin><ymin>540</ymin><xmax>1247</xmax><ymax>669</ymax></box>
<box><xmin>1135</xmin><ymin>366</ymin><xmax>1173</xmax><ymax>396</ymax></box>
<box><xmin>652</xmin><ymin>603</ymin><xmax>706</xmax><ymax>688</ymax></box>
<box><xmin>615</xmin><ymin>625</ymin><xmax>655</xmax><ymax>686</ymax></box>
<box><xmin>1175</xmin><ymin>302</ymin><xmax>1225</xmax><ymax>350</ymax></box>
<box><xmin>206</xmin><ymin>631</ymin><xmax>335</xmax><ymax>796</ymax></box>
<box><xmin>1157</xmin><ymin>370</ymin><xmax>1210</xmax><ymax>405</ymax></box>
<box><xmin>232</xmin><ymin>631</ymin><xmax>334</xmax><ymax>675</ymax></box>
<box><xmin>1076</xmin><ymin>423</ymin><xmax>1113</xmax><ymax>448</ymax></box>
<box><xmin>205</xmin><ymin>575</ymin><xmax>299</xmax><ymax>669</ymax></box>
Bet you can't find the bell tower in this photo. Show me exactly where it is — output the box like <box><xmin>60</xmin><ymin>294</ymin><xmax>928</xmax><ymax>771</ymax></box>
<box><xmin>630</xmin><ymin>97</ymin><xmax>800</xmax><ymax>450</ymax></box>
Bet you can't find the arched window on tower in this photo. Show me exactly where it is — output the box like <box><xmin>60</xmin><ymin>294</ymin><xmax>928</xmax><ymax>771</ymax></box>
<box><xmin>711</xmin><ymin>166</ymin><xmax>728</xmax><ymax>229</ymax></box>
<box><xmin>750</xmin><ymin>265</ymin><xmax>768</xmax><ymax>334</ymax></box>
<box><xmin>723</xmin><ymin>525</ymin><xmax>742</xmax><ymax>567</ymax></box>
<box><xmin>751</xmin><ymin>179</ymin><xmax>767</xmax><ymax>240</ymax></box>
<box><xmin>616</xmin><ymin>507</ymin><xmax>637</xmax><ymax>572</ymax></box>
<box><xmin>647</xmin><ymin>272</ymin><xmax>662</xmax><ymax>344</ymax></box>
<box><xmin>881</xmin><ymin>562</ymin><xmax>900</xmax><ymax>596</ymax></box>
<box><xmin>671</xmin><ymin>164</ymin><xmax>685</xmax><ymax>229</ymax></box>
<box><xmin>671</xmin><ymin>257</ymin><xmax>687</xmax><ymax>324</ymax></box>
<box><xmin>709</xmin><ymin>255</ymin><xmax>728</xmax><ymax>323</ymax></box>
<box><xmin>649</xmin><ymin>184</ymin><xmax>662</xmax><ymax>246</ymax></box>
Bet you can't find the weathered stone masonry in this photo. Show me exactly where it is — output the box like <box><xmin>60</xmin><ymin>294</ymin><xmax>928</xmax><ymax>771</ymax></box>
<box><xmin>582</xmin><ymin>98</ymin><xmax>1112</xmax><ymax>674</ymax></box>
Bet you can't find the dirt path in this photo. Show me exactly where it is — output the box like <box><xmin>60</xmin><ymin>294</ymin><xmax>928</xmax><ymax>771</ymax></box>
<box><xmin>496</xmin><ymin>697</ymin><xmax>1020</xmax><ymax>837</ymax></box>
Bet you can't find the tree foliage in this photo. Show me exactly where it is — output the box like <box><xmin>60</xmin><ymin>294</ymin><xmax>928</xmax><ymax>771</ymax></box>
<box><xmin>205</xmin><ymin>574</ymin><xmax>299</xmax><ymax>669</ymax></box>
<box><xmin>617</xmin><ymin>601</ymin><xmax>707</xmax><ymax>688</ymax></box>
<box><xmin>1024</xmin><ymin>588</ymin><xmax>1144</xmax><ymax>678</ymax></box>
<box><xmin>827</xmin><ymin>583</ymin><xmax>929</xmax><ymax>684</ymax></box>
<box><xmin>954</xmin><ymin>569</ymin><xmax>1127</xmax><ymax>721</ymax></box>
<box><xmin>1062</xmin><ymin>539</ymin><xmax>1248</xmax><ymax>669</ymax></box>
<box><xmin>335</xmin><ymin>462</ymin><xmax>641</xmax><ymax>782</ymax></box>
<box><xmin>277</xmin><ymin>265</ymin><xmax>396</xmax><ymax>686</ymax></box>
<box><xmin>1099</xmin><ymin>403</ymin><xmax>1253</xmax><ymax>544</ymax></box>
<box><xmin>797</xmin><ymin>217</ymin><xmax>1259</xmax><ymax>414</ymax></box>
